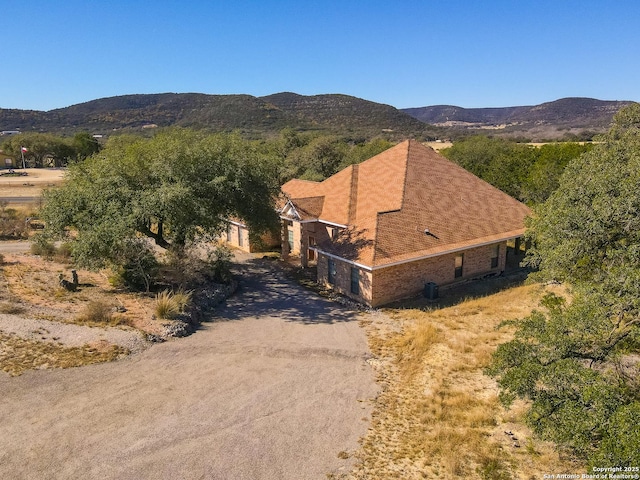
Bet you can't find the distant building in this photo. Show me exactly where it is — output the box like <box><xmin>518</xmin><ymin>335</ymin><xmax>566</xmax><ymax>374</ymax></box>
<box><xmin>0</xmin><ymin>150</ymin><xmax>17</xmax><ymax>168</ymax></box>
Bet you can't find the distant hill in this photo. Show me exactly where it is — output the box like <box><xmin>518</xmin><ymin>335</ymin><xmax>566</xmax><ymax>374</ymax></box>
<box><xmin>261</xmin><ymin>92</ymin><xmax>433</xmax><ymax>138</ymax></box>
<box><xmin>402</xmin><ymin>97</ymin><xmax>635</xmax><ymax>140</ymax></box>
<box><xmin>0</xmin><ymin>92</ymin><xmax>438</xmax><ymax>140</ymax></box>
<box><xmin>1</xmin><ymin>94</ymin><xmax>635</xmax><ymax>141</ymax></box>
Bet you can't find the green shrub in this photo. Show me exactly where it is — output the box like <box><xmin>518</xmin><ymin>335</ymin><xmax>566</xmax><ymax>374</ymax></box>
<box><xmin>110</xmin><ymin>240</ymin><xmax>159</xmax><ymax>292</ymax></box>
<box><xmin>206</xmin><ymin>245</ymin><xmax>233</xmax><ymax>284</ymax></box>
<box><xmin>30</xmin><ymin>236</ymin><xmax>57</xmax><ymax>258</ymax></box>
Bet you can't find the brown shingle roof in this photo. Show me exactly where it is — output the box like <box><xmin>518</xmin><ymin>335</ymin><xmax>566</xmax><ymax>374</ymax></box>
<box><xmin>282</xmin><ymin>140</ymin><xmax>531</xmax><ymax>268</ymax></box>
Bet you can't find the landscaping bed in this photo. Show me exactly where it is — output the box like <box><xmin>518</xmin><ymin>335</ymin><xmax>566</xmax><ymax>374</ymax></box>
<box><xmin>0</xmin><ymin>251</ymin><xmax>232</xmax><ymax>376</ymax></box>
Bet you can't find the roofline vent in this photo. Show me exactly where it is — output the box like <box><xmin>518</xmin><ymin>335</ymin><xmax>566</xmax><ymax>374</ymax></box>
<box><xmin>424</xmin><ymin>228</ymin><xmax>439</xmax><ymax>239</ymax></box>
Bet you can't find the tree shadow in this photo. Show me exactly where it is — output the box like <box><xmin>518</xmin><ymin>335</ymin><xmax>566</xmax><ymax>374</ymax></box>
<box><xmin>384</xmin><ymin>269</ymin><xmax>531</xmax><ymax>311</ymax></box>
<box><xmin>209</xmin><ymin>258</ymin><xmax>358</xmax><ymax>325</ymax></box>
<box><xmin>319</xmin><ymin>226</ymin><xmax>373</xmax><ymax>262</ymax></box>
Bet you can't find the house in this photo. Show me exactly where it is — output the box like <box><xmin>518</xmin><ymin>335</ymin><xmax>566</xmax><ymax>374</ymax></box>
<box><xmin>0</xmin><ymin>150</ymin><xmax>17</xmax><ymax>168</ymax></box>
<box><xmin>280</xmin><ymin>140</ymin><xmax>531</xmax><ymax>307</ymax></box>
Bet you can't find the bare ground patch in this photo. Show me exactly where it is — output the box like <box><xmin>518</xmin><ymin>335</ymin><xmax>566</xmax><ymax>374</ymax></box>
<box><xmin>1</xmin><ymin>253</ymin><xmax>162</xmax><ymax>332</ymax></box>
<box><xmin>0</xmin><ymin>252</ymin><xmax>173</xmax><ymax>375</ymax></box>
<box><xmin>0</xmin><ymin>167</ymin><xmax>65</xmax><ymax>198</ymax></box>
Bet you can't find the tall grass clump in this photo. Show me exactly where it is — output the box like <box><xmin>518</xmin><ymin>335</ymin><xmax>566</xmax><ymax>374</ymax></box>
<box><xmin>76</xmin><ymin>300</ymin><xmax>113</xmax><ymax>324</ymax></box>
<box><xmin>172</xmin><ymin>288</ymin><xmax>193</xmax><ymax>312</ymax></box>
<box><xmin>154</xmin><ymin>290</ymin><xmax>182</xmax><ymax>319</ymax></box>
<box><xmin>393</xmin><ymin>317</ymin><xmax>441</xmax><ymax>377</ymax></box>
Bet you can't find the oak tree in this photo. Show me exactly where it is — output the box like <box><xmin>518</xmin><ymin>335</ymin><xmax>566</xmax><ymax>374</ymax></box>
<box><xmin>488</xmin><ymin>104</ymin><xmax>640</xmax><ymax>467</ymax></box>
<box><xmin>41</xmin><ymin>129</ymin><xmax>279</xmax><ymax>282</ymax></box>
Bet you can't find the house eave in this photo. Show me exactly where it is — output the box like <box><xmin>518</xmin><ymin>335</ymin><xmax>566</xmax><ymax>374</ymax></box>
<box><xmin>280</xmin><ymin>215</ymin><xmax>317</xmax><ymax>224</ymax></box>
<box><xmin>310</xmin><ymin>247</ymin><xmax>374</xmax><ymax>271</ymax></box>
<box><xmin>279</xmin><ymin>216</ymin><xmax>349</xmax><ymax>228</ymax></box>
<box><xmin>313</xmin><ymin>230</ymin><xmax>525</xmax><ymax>272</ymax></box>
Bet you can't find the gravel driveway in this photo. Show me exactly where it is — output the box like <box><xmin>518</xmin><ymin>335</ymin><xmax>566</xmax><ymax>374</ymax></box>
<box><xmin>0</xmin><ymin>257</ymin><xmax>378</xmax><ymax>480</ymax></box>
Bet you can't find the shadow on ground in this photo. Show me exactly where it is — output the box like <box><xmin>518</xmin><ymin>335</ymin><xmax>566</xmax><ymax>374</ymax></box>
<box><xmin>211</xmin><ymin>258</ymin><xmax>357</xmax><ymax>325</ymax></box>
<box><xmin>385</xmin><ymin>269</ymin><xmax>532</xmax><ymax>311</ymax></box>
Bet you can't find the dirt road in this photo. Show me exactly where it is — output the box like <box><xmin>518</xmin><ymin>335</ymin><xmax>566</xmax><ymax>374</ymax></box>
<box><xmin>0</xmin><ymin>258</ymin><xmax>378</xmax><ymax>479</ymax></box>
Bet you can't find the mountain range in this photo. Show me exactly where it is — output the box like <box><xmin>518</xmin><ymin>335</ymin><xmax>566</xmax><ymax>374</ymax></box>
<box><xmin>403</xmin><ymin>97</ymin><xmax>633</xmax><ymax>140</ymax></box>
<box><xmin>0</xmin><ymin>93</ymin><xmax>635</xmax><ymax>141</ymax></box>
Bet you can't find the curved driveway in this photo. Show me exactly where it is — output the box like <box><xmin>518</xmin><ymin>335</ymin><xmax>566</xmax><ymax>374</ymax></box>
<box><xmin>0</xmin><ymin>258</ymin><xmax>377</xmax><ymax>480</ymax></box>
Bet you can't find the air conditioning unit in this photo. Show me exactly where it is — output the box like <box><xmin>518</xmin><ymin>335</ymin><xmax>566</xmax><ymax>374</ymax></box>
<box><xmin>423</xmin><ymin>282</ymin><xmax>439</xmax><ymax>300</ymax></box>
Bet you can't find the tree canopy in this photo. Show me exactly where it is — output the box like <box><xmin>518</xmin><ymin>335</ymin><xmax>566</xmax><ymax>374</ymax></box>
<box><xmin>1</xmin><ymin>132</ymin><xmax>100</xmax><ymax>167</ymax></box>
<box><xmin>441</xmin><ymin>136</ymin><xmax>592</xmax><ymax>204</ymax></box>
<box><xmin>488</xmin><ymin>104</ymin><xmax>640</xmax><ymax>467</ymax></box>
<box><xmin>265</xmin><ymin>129</ymin><xmax>394</xmax><ymax>184</ymax></box>
<box><xmin>41</xmin><ymin>129</ymin><xmax>279</xmax><ymax>271</ymax></box>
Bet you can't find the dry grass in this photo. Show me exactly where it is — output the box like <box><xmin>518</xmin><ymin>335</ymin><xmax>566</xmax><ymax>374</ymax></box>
<box><xmin>154</xmin><ymin>288</ymin><xmax>193</xmax><ymax>319</ymax></box>
<box><xmin>154</xmin><ymin>290</ymin><xmax>180</xmax><ymax>319</ymax></box>
<box><xmin>0</xmin><ymin>252</ymin><xmax>171</xmax><ymax>376</ymax></box>
<box><xmin>0</xmin><ymin>332</ymin><xmax>129</xmax><ymax>376</ymax></box>
<box><xmin>0</xmin><ymin>300</ymin><xmax>26</xmax><ymax>314</ymax></box>
<box><xmin>351</xmin><ymin>279</ymin><xmax>583</xmax><ymax>479</ymax></box>
<box><xmin>1</xmin><ymin>253</ymin><xmax>161</xmax><ymax>332</ymax></box>
<box><xmin>74</xmin><ymin>300</ymin><xmax>132</xmax><ymax>328</ymax></box>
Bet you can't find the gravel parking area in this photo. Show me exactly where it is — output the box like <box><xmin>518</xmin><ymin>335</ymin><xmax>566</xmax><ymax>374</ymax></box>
<box><xmin>0</xmin><ymin>256</ymin><xmax>378</xmax><ymax>479</ymax></box>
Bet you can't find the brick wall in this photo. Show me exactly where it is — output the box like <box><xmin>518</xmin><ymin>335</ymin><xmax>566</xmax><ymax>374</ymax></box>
<box><xmin>370</xmin><ymin>242</ymin><xmax>507</xmax><ymax>307</ymax></box>
<box><xmin>317</xmin><ymin>253</ymin><xmax>373</xmax><ymax>304</ymax></box>
<box><xmin>301</xmin><ymin>222</ymin><xmax>331</xmax><ymax>262</ymax></box>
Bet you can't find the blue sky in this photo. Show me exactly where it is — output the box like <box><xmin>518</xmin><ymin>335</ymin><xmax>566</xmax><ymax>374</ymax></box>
<box><xmin>2</xmin><ymin>0</ymin><xmax>639</xmax><ymax>111</ymax></box>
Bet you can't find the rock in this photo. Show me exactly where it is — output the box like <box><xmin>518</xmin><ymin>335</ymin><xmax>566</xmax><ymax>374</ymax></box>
<box><xmin>145</xmin><ymin>334</ymin><xmax>165</xmax><ymax>343</ymax></box>
<box><xmin>162</xmin><ymin>320</ymin><xmax>191</xmax><ymax>338</ymax></box>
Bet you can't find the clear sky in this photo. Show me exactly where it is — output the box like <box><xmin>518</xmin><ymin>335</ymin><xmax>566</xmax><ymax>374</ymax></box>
<box><xmin>2</xmin><ymin>0</ymin><xmax>638</xmax><ymax>111</ymax></box>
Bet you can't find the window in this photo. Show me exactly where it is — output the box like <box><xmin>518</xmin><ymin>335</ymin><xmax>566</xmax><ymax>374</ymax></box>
<box><xmin>331</xmin><ymin>227</ymin><xmax>339</xmax><ymax>240</ymax></box>
<box><xmin>238</xmin><ymin>227</ymin><xmax>243</xmax><ymax>247</ymax></box>
<box><xmin>226</xmin><ymin>224</ymin><xmax>232</xmax><ymax>242</ymax></box>
<box><xmin>287</xmin><ymin>230</ymin><xmax>294</xmax><ymax>251</ymax></box>
<box><xmin>328</xmin><ymin>258</ymin><xmax>337</xmax><ymax>285</ymax></box>
<box><xmin>491</xmin><ymin>244</ymin><xmax>500</xmax><ymax>268</ymax></box>
<box><xmin>454</xmin><ymin>254</ymin><xmax>464</xmax><ymax>278</ymax></box>
<box><xmin>350</xmin><ymin>267</ymin><xmax>360</xmax><ymax>295</ymax></box>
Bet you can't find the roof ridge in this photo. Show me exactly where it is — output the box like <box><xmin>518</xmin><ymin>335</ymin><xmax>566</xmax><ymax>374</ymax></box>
<box><xmin>347</xmin><ymin>164</ymin><xmax>359</xmax><ymax>223</ymax></box>
<box><xmin>371</xmin><ymin>141</ymin><xmax>411</xmax><ymax>264</ymax></box>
